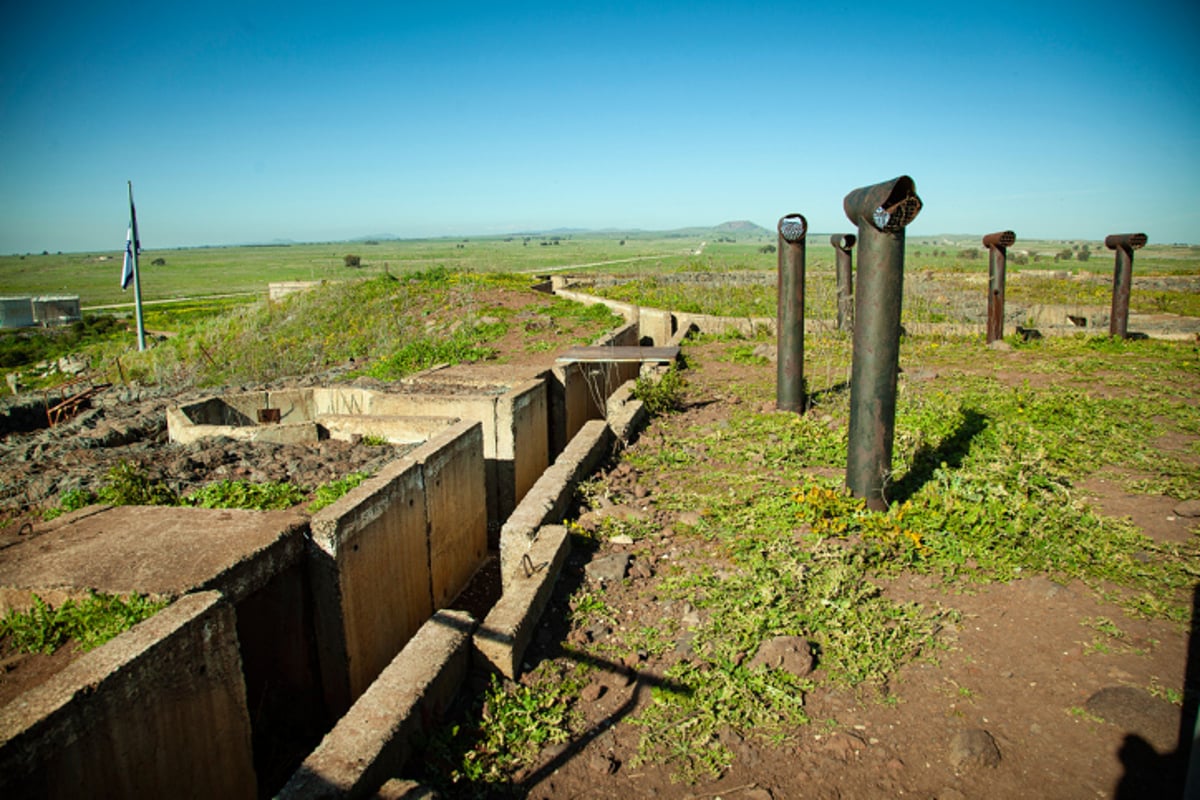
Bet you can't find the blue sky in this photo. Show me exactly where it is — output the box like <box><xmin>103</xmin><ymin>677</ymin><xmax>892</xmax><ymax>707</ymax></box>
<box><xmin>2</xmin><ymin>1</ymin><xmax>1198</xmax><ymax>253</ymax></box>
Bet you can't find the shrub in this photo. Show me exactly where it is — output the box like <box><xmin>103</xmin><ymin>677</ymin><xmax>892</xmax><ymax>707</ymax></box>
<box><xmin>632</xmin><ymin>365</ymin><xmax>687</xmax><ymax>415</ymax></box>
<box><xmin>344</xmin><ymin>254</ymin><xmax>362</xmax><ymax>267</ymax></box>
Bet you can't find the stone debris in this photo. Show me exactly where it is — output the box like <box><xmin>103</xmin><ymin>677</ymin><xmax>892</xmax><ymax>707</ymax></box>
<box><xmin>748</xmin><ymin>635</ymin><xmax>815</xmax><ymax>678</ymax></box>
<box><xmin>948</xmin><ymin>728</ymin><xmax>1001</xmax><ymax>770</ymax></box>
<box><xmin>584</xmin><ymin>553</ymin><xmax>630</xmax><ymax>584</ymax></box>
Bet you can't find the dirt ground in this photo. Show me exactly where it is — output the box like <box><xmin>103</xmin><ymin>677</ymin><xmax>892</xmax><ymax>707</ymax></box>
<box><xmin>494</xmin><ymin>335</ymin><xmax>1199</xmax><ymax>800</ymax></box>
<box><xmin>2</xmin><ymin>282</ymin><xmax>1197</xmax><ymax>799</ymax></box>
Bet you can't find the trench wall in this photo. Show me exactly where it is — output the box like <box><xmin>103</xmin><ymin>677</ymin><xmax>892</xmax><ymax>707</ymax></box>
<box><xmin>3</xmin><ymin>336</ymin><xmax>649</xmax><ymax>798</ymax></box>
<box><xmin>308</xmin><ymin>420</ymin><xmax>487</xmax><ymax>715</ymax></box>
<box><xmin>0</xmin><ymin>591</ymin><xmax>257</xmax><ymax>800</ymax></box>
<box><xmin>168</xmin><ymin>381</ymin><xmax>549</xmax><ymax>535</ymax></box>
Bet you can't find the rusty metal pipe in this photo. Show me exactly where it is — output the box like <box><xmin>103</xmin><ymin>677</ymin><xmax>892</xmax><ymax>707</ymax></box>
<box><xmin>983</xmin><ymin>230</ymin><xmax>1015</xmax><ymax>344</ymax></box>
<box><xmin>843</xmin><ymin>176</ymin><xmax>922</xmax><ymax>510</ymax></box>
<box><xmin>831</xmin><ymin>234</ymin><xmax>857</xmax><ymax>332</ymax></box>
<box><xmin>1104</xmin><ymin>233</ymin><xmax>1147</xmax><ymax>338</ymax></box>
<box><xmin>777</xmin><ymin>214</ymin><xmax>808</xmax><ymax>413</ymax></box>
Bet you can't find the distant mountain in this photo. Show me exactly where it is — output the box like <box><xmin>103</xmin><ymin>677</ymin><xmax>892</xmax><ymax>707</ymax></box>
<box><xmin>713</xmin><ymin>220</ymin><xmax>772</xmax><ymax>236</ymax></box>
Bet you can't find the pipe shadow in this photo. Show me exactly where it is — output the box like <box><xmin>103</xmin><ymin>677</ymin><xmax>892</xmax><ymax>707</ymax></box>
<box><xmin>886</xmin><ymin>408</ymin><xmax>988</xmax><ymax>505</ymax></box>
<box><xmin>807</xmin><ymin>380</ymin><xmax>850</xmax><ymax>409</ymax></box>
<box><xmin>1115</xmin><ymin>583</ymin><xmax>1198</xmax><ymax>797</ymax></box>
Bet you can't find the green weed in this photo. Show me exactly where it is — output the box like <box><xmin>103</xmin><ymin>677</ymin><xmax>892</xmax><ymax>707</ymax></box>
<box><xmin>0</xmin><ymin>592</ymin><xmax>169</xmax><ymax>654</ymax></box>
<box><xmin>182</xmin><ymin>480</ymin><xmax>306</xmax><ymax>510</ymax></box>
<box><xmin>632</xmin><ymin>365</ymin><xmax>687</xmax><ymax>415</ymax></box>
<box><xmin>422</xmin><ymin>662</ymin><xmax>586</xmax><ymax>794</ymax></box>
<box><xmin>307</xmin><ymin>471</ymin><xmax>371</xmax><ymax>512</ymax></box>
<box><xmin>95</xmin><ymin>461</ymin><xmax>178</xmax><ymax>506</ymax></box>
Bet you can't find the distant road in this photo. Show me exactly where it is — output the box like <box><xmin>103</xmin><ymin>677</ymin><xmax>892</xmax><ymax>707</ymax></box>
<box><xmin>82</xmin><ymin>292</ymin><xmax>260</xmax><ymax>312</ymax></box>
<box><xmin>516</xmin><ymin>252</ymin><xmax>692</xmax><ymax>275</ymax></box>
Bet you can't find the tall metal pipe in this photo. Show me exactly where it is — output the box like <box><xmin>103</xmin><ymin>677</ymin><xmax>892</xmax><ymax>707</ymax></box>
<box><xmin>777</xmin><ymin>213</ymin><xmax>808</xmax><ymax>413</ymax></box>
<box><xmin>831</xmin><ymin>234</ymin><xmax>857</xmax><ymax>332</ymax></box>
<box><xmin>843</xmin><ymin>176</ymin><xmax>922</xmax><ymax>510</ymax></box>
<box><xmin>982</xmin><ymin>230</ymin><xmax>1016</xmax><ymax>344</ymax></box>
<box><xmin>1104</xmin><ymin>233</ymin><xmax>1147</xmax><ymax>338</ymax></box>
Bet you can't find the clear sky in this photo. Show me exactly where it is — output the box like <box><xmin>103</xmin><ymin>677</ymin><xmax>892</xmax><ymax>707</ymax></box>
<box><xmin>2</xmin><ymin>0</ymin><xmax>1198</xmax><ymax>253</ymax></box>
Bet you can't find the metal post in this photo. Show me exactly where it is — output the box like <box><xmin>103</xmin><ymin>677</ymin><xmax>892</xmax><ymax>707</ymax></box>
<box><xmin>982</xmin><ymin>230</ymin><xmax>1016</xmax><ymax>344</ymax></box>
<box><xmin>831</xmin><ymin>234</ymin><xmax>857</xmax><ymax>332</ymax></box>
<box><xmin>843</xmin><ymin>176</ymin><xmax>922</xmax><ymax>510</ymax></box>
<box><xmin>1104</xmin><ymin>233</ymin><xmax>1147</xmax><ymax>338</ymax></box>
<box><xmin>777</xmin><ymin>214</ymin><xmax>808</xmax><ymax>413</ymax></box>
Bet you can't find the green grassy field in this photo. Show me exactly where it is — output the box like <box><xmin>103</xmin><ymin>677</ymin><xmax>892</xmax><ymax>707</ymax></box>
<box><xmin>0</xmin><ymin>233</ymin><xmax>731</xmax><ymax>309</ymax></box>
<box><xmin>7</xmin><ymin>231</ymin><xmax>1193</xmax><ymax>313</ymax></box>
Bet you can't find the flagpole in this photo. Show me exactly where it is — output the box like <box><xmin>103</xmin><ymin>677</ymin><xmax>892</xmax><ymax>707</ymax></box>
<box><xmin>128</xmin><ymin>181</ymin><xmax>146</xmax><ymax>351</ymax></box>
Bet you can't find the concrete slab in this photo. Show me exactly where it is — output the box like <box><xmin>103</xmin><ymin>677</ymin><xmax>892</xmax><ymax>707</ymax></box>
<box><xmin>279</xmin><ymin>610</ymin><xmax>475</xmax><ymax>800</ymax></box>
<box><xmin>0</xmin><ymin>506</ymin><xmax>309</xmax><ymax>614</ymax></box>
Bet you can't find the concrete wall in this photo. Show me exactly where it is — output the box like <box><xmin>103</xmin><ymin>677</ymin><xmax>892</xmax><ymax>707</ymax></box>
<box><xmin>409</xmin><ymin>423</ymin><xmax>488</xmax><ymax>610</ymax></box>
<box><xmin>0</xmin><ymin>297</ymin><xmax>34</xmax><ymax>330</ymax></box>
<box><xmin>307</xmin><ymin>421</ymin><xmax>486</xmax><ymax>716</ymax></box>
<box><xmin>0</xmin><ymin>591</ymin><xmax>257</xmax><ymax>800</ymax></box>
<box><xmin>309</xmin><ymin>458</ymin><xmax>434</xmax><ymax>715</ymax></box>
<box><xmin>31</xmin><ymin>296</ymin><xmax>81</xmax><ymax>326</ymax></box>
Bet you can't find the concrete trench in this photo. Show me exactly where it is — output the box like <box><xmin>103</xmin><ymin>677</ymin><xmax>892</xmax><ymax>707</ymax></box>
<box><xmin>0</xmin><ymin>315</ymin><xmax>678</xmax><ymax>800</ymax></box>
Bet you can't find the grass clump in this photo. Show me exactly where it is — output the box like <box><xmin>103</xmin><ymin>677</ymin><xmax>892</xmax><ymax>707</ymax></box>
<box><xmin>182</xmin><ymin>480</ymin><xmax>306</xmax><ymax>510</ymax></box>
<box><xmin>420</xmin><ymin>662</ymin><xmax>587</xmax><ymax>796</ymax></box>
<box><xmin>0</xmin><ymin>592</ymin><xmax>169</xmax><ymax>654</ymax></box>
<box><xmin>307</xmin><ymin>471</ymin><xmax>371</xmax><ymax>512</ymax></box>
<box><xmin>632</xmin><ymin>365</ymin><xmax>687</xmax><ymax>415</ymax></box>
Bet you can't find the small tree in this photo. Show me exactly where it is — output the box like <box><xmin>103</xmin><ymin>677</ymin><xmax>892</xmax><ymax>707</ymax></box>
<box><xmin>344</xmin><ymin>254</ymin><xmax>361</xmax><ymax>268</ymax></box>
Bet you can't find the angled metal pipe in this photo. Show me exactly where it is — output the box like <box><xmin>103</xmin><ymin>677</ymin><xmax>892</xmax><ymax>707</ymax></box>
<box><xmin>982</xmin><ymin>230</ymin><xmax>1016</xmax><ymax>344</ymax></box>
<box><xmin>1104</xmin><ymin>233</ymin><xmax>1147</xmax><ymax>338</ymax></box>
<box><xmin>777</xmin><ymin>213</ymin><xmax>808</xmax><ymax>413</ymax></box>
<box><xmin>831</xmin><ymin>233</ymin><xmax>857</xmax><ymax>332</ymax></box>
<box><xmin>843</xmin><ymin>176</ymin><xmax>922</xmax><ymax>510</ymax></box>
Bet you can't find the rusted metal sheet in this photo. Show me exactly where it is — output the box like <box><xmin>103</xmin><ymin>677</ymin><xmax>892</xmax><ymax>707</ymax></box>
<box><xmin>777</xmin><ymin>214</ymin><xmax>808</xmax><ymax>413</ymax></box>
<box><xmin>983</xmin><ymin>230</ymin><xmax>1016</xmax><ymax>344</ymax></box>
<box><xmin>843</xmin><ymin>176</ymin><xmax>922</xmax><ymax>510</ymax></box>
<box><xmin>1104</xmin><ymin>233</ymin><xmax>1148</xmax><ymax>338</ymax></box>
<box><xmin>830</xmin><ymin>234</ymin><xmax>857</xmax><ymax>332</ymax></box>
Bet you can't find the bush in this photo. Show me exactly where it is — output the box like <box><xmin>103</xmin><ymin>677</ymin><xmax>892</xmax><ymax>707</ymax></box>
<box><xmin>344</xmin><ymin>254</ymin><xmax>362</xmax><ymax>267</ymax></box>
<box><xmin>632</xmin><ymin>366</ymin><xmax>687</xmax><ymax>415</ymax></box>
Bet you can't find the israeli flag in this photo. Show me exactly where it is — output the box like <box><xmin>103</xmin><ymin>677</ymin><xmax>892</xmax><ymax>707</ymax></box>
<box><xmin>121</xmin><ymin>226</ymin><xmax>134</xmax><ymax>289</ymax></box>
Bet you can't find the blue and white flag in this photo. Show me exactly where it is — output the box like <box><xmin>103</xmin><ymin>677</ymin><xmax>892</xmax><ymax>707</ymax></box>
<box><xmin>122</xmin><ymin>184</ymin><xmax>141</xmax><ymax>290</ymax></box>
<box><xmin>121</xmin><ymin>226</ymin><xmax>135</xmax><ymax>289</ymax></box>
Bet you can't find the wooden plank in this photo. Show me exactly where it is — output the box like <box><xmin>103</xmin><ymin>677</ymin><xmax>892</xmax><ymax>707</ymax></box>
<box><xmin>555</xmin><ymin>346</ymin><xmax>680</xmax><ymax>364</ymax></box>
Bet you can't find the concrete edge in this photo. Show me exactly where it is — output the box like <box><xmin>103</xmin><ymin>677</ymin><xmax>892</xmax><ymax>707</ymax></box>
<box><xmin>475</xmin><ymin>525</ymin><xmax>571</xmax><ymax>679</ymax></box>
<box><xmin>278</xmin><ymin>609</ymin><xmax>476</xmax><ymax>800</ymax></box>
<box><xmin>499</xmin><ymin>420</ymin><xmax>612</xmax><ymax>584</ymax></box>
<box><xmin>605</xmin><ymin>381</ymin><xmax>648</xmax><ymax>446</ymax></box>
